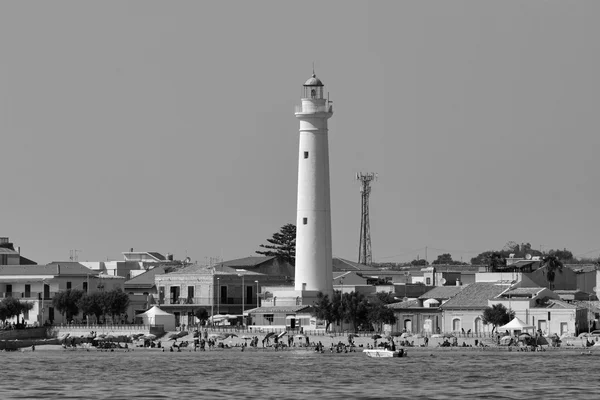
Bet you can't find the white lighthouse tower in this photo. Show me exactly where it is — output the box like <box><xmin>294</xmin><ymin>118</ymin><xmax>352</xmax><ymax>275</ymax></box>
<box><xmin>294</xmin><ymin>73</ymin><xmax>334</xmax><ymax>298</ymax></box>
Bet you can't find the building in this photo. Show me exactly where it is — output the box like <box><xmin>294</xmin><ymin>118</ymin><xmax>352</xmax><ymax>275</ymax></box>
<box><xmin>0</xmin><ymin>237</ymin><xmax>36</xmax><ymax>265</ymax></box>
<box><xmin>0</xmin><ymin>262</ymin><xmax>124</xmax><ymax>325</ymax></box>
<box><xmin>154</xmin><ymin>260</ymin><xmax>290</xmax><ymax>328</ymax></box>
<box><xmin>387</xmin><ymin>286</ymin><xmax>464</xmax><ymax>334</ymax></box>
<box><xmin>440</xmin><ymin>282</ymin><xmax>510</xmax><ymax>335</ymax></box>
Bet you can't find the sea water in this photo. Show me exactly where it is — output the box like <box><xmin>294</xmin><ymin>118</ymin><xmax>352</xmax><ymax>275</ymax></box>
<box><xmin>1</xmin><ymin>348</ymin><xmax>596</xmax><ymax>399</ymax></box>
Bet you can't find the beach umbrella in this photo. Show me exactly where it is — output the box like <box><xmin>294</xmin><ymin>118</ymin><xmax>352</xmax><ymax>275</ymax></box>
<box><xmin>277</xmin><ymin>331</ymin><xmax>287</xmax><ymax>338</ymax></box>
<box><xmin>399</xmin><ymin>332</ymin><xmax>411</xmax><ymax>339</ymax></box>
<box><xmin>241</xmin><ymin>335</ymin><xmax>252</xmax><ymax>340</ymax></box>
<box><xmin>578</xmin><ymin>332</ymin><xmax>590</xmax><ymax>338</ymax></box>
<box><xmin>264</xmin><ymin>332</ymin><xmax>276</xmax><ymax>340</ymax></box>
<box><xmin>442</xmin><ymin>333</ymin><xmax>455</xmax><ymax>339</ymax></box>
<box><xmin>168</xmin><ymin>333</ymin><xmax>179</xmax><ymax>339</ymax></box>
<box><xmin>143</xmin><ymin>334</ymin><xmax>157</xmax><ymax>340</ymax></box>
<box><xmin>295</xmin><ymin>334</ymin><xmax>307</xmax><ymax>340</ymax></box>
<box><xmin>226</xmin><ymin>333</ymin><xmax>238</xmax><ymax>338</ymax></box>
<box><xmin>371</xmin><ymin>334</ymin><xmax>382</xmax><ymax>340</ymax></box>
<box><xmin>412</xmin><ymin>333</ymin><xmax>424</xmax><ymax>339</ymax></box>
<box><xmin>176</xmin><ymin>331</ymin><xmax>189</xmax><ymax>339</ymax></box>
<box><xmin>431</xmin><ymin>334</ymin><xmax>443</xmax><ymax>339</ymax></box>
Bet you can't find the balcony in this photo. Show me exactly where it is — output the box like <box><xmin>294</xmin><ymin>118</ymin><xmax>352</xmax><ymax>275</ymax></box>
<box><xmin>1</xmin><ymin>292</ymin><xmax>57</xmax><ymax>300</ymax></box>
<box><xmin>158</xmin><ymin>297</ymin><xmax>258</xmax><ymax>306</ymax></box>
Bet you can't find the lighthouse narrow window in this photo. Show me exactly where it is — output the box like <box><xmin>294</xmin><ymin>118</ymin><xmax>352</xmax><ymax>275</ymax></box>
<box><xmin>304</xmin><ymin>151</ymin><xmax>309</xmax><ymax>159</ymax></box>
<box><xmin>303</xmin><ymin>217</ymin><xmax>308</xmax><ymax>225</ymax></box>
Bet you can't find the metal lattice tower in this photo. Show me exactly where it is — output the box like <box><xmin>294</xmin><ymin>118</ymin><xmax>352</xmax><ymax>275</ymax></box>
<box><xmin>356</xmin><ymin>172</ymin><xmax>377</xmax><ymax>265</ymax></box>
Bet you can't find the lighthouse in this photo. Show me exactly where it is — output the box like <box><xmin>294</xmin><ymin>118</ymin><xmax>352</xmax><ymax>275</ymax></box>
<box><xmin>294</xmin><ymin>73</ymin><xmax>334</xmax><ymax>298</ymax></box>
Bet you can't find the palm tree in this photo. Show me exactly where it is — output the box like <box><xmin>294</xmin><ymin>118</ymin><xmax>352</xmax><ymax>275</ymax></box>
<box><xmin>541</xmin><ymin>255</ymin><xmax>564</xmax><ymax>289</ymax></box>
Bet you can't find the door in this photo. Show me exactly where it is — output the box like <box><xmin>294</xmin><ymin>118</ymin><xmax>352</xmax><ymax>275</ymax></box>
<box><xmin>290</xmin><ymin>318</ymin><xmax>296</xmax><ymax>329</ymax></box>
<box><xmin>174</xmin><ymin>312</ymin><xmax>180</xmax><ymax>328</ymax></box>
<box><xmin>474</xmin><ymin>317</ymin><xmax>483</xmax><ymax>335</ymax></box>
<box><xmin>49</xmin><ymin>307</ymin><xmax>54</xmax><ymax>323</ymax></box>
<box><xmin>538</xmin><ymin>320</ymin><xmax>547</xmax><ymax>335</ymax></box>
<box><xmin>170</xmin><ymin>286</ymin><xmax>180</xmax><ymax>304</ymax></box>
<box><xmin>560</xmin><ymin>322</ymin><xmax>568</xmax><ymax>335</ymax></box>
<box><xmin>452</xmin><ymin>318</ymin><xmax>461</xmax><ymax>332</ymax></box>
<box><xmin>187</xmin><ymin>286</ymin><xmax>194</xmax><ymax>303</ymax></box>
<box><xmin>25</xmin><ymin>284</ymin><xmax>31</xmax><ymax>298</ymax></box>
<box><xmin>43</xmin><ymin>284</ymin><xmax>50</xmax><ymax>300</ymax></box>
<box><xmin>423</xmin><ymin>319</ymin><xmax>432</xmax><ymax>333</ymax></box>
<box><xmin>404</xmin><ymin>319</ymin><xmax>412</xmax><ymax>333</ymax></box>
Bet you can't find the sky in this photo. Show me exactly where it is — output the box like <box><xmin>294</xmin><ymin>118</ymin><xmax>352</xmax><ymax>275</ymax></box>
<box><xmin>2</xmin><ymin>1</ymin><xmax>600</xmax><ymax>265</ymax></box>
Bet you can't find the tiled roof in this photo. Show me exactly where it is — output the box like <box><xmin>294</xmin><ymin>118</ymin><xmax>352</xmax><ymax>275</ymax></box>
<box><xmin>387</xmin><ymin>299</ymin><xmax>421</xmax><ymax>309</ymax></box>
<box><xmin>0</xmin><ymin>262</ymin><xmax>95</xmax><ymax>276</ymax></box>
<box><xmin>247</xmin><ymin>305</ymin><xmax>312</xmax><ymax>314</ymax></box>
<box><xmin>418</xmin><ymin>286</ymin><xmax>464</xmax><ymax>300</ymax></box>
<box><xmin>124</xmin><ymin>265</ymin><xmax>167</xmax><ymax>287</ymax></box>
<box><xmin>333</xmin><ymin>271</ymin><xmax>367</xmax><ymax>285</ymax></box>
<box><xmin>441</xmin><ymin>282</ymin><xmax>509</xmax><ymax>309</ymax></box>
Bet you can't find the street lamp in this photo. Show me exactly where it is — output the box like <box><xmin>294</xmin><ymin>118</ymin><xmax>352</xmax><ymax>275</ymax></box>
<box><xmin>255</xmin><ymin>280</ymin><xmax>259</xmax><ymax>308</ymax></box>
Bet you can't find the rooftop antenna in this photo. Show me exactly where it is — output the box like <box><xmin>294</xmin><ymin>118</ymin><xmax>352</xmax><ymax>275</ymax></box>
<box><xmin>356</xmin><ymin>172</ymin><xmax>378</xmax><ymax>265</ymax></box>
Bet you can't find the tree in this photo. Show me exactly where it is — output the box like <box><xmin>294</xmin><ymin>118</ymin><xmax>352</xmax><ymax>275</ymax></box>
<box><xmin>367</xmin><ymin>294</ymin><xmax>397</xmax><ymax>332</ymax></box>
<box><xmin>410</xmin><ymin>259</ymin><xmax>428</xmax><ymax>266</ymax></box>
<box><xmin>0</xmin><ymin>297</ymin><xmax>33</xmax><ymax>323</ymax></box>
<box><xmin>482</xmin><ymin>303</ymin><xmax>514</xmax><ymax>333</ymax></box>
<box><xmin>312</xmin><ymin>292</ymin><xmax>335</xmax><ymax>332</ymax></box>
<box><xmin>52</xmin><ymin>289</ymin><xmax>84</xmax><ymax>320</ymax></box>
<box><xmin>431</xmin><ymin>253</ymin><xmax>468</xmax><ymax>266</ymax></box>
<box><xmin>541</xmin><ymin>255</ymin><xmax>564</xmax><ymax>289</ymax></box>
<box><xmin>341</xmin><ymin>291</ymin><xmax>369</xmax><ymax>331</ymax></box>
<box><xmin>194</xmin><ymin>308</ymin><xmax>209</xmax><ymax>326</ymax></box>
<box><xmin>105</xmin><ymin>289</ymin><xmax>130</xmax><ymax>322</ymax></box>
<box><xmin>78</xmin><ymin>292</ymin><xmax>106</xmax><ymax>323</ymax></box>
<box><xmin>256</xmin><ymin>223</ymin><xmax>296</xmax><ymax>265</ymax></box>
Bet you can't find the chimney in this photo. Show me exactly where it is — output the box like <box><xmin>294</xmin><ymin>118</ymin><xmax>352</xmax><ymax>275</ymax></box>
<box><xmin>57</xmin><ymin>264</ymin><xmax>61</xmax><ymax>275</ymax></box>
<box><xmin>130</xmin><ymin>248</ymin><xmax>134</xmax><ymax>252</ymax></box>
<box><xmin>17</xmin><ymin>246</ymin><xmax>20</xmax><ymax>254</ymax></box>
<box><xmin>456</xmin><ymin>279</ymin><xmax>461</xmax><ymax>286</ymax></box>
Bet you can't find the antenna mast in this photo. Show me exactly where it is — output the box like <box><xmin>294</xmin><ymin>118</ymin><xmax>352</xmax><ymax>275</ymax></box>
<box><xmin>356</xmin><ymin>172</ymin><xmax>377</xmax><ymax>265</ymax></box>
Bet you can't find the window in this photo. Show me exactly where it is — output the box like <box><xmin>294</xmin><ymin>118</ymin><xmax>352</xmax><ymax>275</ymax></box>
<box><xmin>66</xmin><ymin>282</ymin><xmax>72</xmax><ymax>290</ymax></box>
<box><xmin>0</xmin><ymin>254</ymin><xmax>7</xmax><ymax>265</ymax></box>
<box><xmin>265</xmin><ymin>314</ymin><xmax>274</xmax><ymax>324</ymax></box>
<box><xmin>25</xmin><ymin>284</ymin><xmax>31</xmax><ymax>297</ymax></box>
<box><xmin>426</xmin><ymin>277</ymin><xmax>431</xmax><ymax>285</ymax></box>
<box><xmin>83</xmin><ymin>282</ymin><xmax>88</xmax><ymax>292</ymax></box>
<box><xmin>303</xmin><ymin>217</ymin><xmax>308</xmax><ymax>225</ymax></box>
<box><xmin>548</xmin><ymin>312</ymin><xmax>551</xmax><ymax>321</ymax></box>
<box><xmin>304</xmin><ymin>151</ymin><xmax>309</xmax><ymax>159</ymax></box>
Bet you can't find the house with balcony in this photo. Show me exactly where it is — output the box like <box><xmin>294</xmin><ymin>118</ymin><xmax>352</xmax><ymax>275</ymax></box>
<box><xmin>154</xmin><ymin>259</ymin><xmax>290</xmax><ymax>328</ymax></box>
<box><xmin>0</xmin><ymin>262</ymin><xmax>124</xmax><ymax>325</ymax></box>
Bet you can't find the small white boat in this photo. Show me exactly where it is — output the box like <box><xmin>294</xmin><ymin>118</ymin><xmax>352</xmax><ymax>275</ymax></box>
<box><xmin>363</xmin><ymin>348</ymin><xmax>407</xmax><ymax>358</ymax></box>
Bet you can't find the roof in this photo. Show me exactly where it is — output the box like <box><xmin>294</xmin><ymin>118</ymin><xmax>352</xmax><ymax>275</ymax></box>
<box><xmin>333</xmin><ymin>271</ymin><xmax>368</xmax><ymax>285</ymax></box>
<box><xmin>139</xmin><ymin>306</ymin><xmax>174</xmax><ymax>316</ymax></box>
<box><xmin>418</xmin><ymin>286</ymin><xmax>464</xmax><ymax>300</ymax></box>
<box><xmin>332</xmin><ymin>258</ymin><xmax>372</xmax><ymax>272</ymax></box>
<box><xmin>304</xmin><ymin>74</ymin><xmax>324</xmax><ymax>86</ymax></box>
<box><xmin>246</xmin><ymin>305</ymin><xmax>312</xmax><ymax>314</ymax></box>
<box><xmin>387</xmin><ymin>299</ymin><xmax>421</xmax><ymax>310</ymax></box>
<box><xmin>0</xmin><ymin>262</ymin><xmax>95</xmax><ymax>276</ymax></box>
<box><xmin>440</xmin><ymin>282</ymin><xmax>509</xmax><ymax>309</ymax></box>
<box><xmin>539</xmin><ymin>299</ymin><xmax>579</xmax><ymax>310</ymax></box>
<box><xmin>124</xmin><ymin>265</ymin><xmax>167</xmax><ymax>288</ymax></box>
<box><xmin>431</xmin><ymin>265</ymin><xmax>482</xmax><ymax>273</ymax></box>
<box><xmin>0</xmin><ymin>248</ymin><xmax>19</xmax><ymax>255</ymax></box>
<box><xmin>147</xmin><ymin>252</ymin><xmax>166</xmax><ymax>261</ymax></box>
<box><xmin>217</xmin><ymin>256</ymin><xmax>275</xmax><ymax>268</ymax></box>
<box><xmin>500</xmin><ymin>287</ymin><xmax>545</xmax><ymax>298</ymax></box>
<box><xmin>167</xmin><ymin>263</ymin><xmax>264</xmax><ymax>277</ymax></box>
<box><xmin>565</xmin><ymin>264</ymin><xmax>598</xmax><ymax>273</ymax></box>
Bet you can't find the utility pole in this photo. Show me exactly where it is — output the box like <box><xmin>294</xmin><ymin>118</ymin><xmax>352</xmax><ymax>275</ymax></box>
<box><xmin>356</xmin><ymin>172</ymin><xmax>377</xmax><ymax>265</ymax></box>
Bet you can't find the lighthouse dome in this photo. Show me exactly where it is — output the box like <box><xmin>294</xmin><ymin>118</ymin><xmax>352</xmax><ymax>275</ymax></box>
<box><xmin>303</xmin><ymin>74</ymin><xmax>324</xmax><ymax>87</ymax></box>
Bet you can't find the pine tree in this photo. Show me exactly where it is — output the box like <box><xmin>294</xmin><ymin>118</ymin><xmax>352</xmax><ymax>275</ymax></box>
<box><xmin>256</xmin><ymin>223</ymin><xmax>296</xmax><ymax>265</ymax></box>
